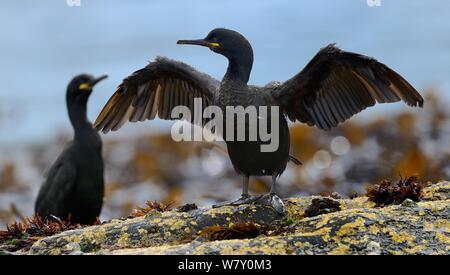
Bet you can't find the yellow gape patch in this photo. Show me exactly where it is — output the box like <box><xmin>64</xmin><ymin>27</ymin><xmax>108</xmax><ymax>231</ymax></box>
<box><xmin>79</xmin><ymin>83</ymin><xmax>91</xmax><ymax>90</ymax></box>
<box><xmin>209</xmin><ymin>42</ymin><xmax>220</xmax><ymax>48</ymax></box>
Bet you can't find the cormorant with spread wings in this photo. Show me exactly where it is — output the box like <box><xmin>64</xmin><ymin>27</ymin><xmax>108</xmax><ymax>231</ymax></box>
<box><xmin>95</xmin><ymin>28</ymin><xmax>423</xmax><ymax>213</ymax></box>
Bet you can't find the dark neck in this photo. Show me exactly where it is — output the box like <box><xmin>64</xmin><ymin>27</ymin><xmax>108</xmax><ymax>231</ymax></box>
<box><xmin>67</xmin><ymin>96</ymin><xmax>93</xmax><ymax>140</ymax></box>
<box><xmin>223</xmin><ymin>51</ymin><xmax>253</xmax><ymax>86</ymax></box>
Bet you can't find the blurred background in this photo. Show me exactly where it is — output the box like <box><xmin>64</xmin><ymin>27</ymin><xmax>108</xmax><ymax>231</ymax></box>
<box><xmin>0</xmin><ymin>0</ymin><xmax>449</xmax><ymax>227</ymax></box>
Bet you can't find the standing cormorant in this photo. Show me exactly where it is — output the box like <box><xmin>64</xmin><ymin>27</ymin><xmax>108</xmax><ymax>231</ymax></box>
<box><xmin>94</xmin><ymin>28</ymin><xmax>423</xmax><ymax>213</ymax></box>
<box><xmin>35</xmin><ymin>74</ymin><xmax>107</xmax><ymax>224</ymax></box>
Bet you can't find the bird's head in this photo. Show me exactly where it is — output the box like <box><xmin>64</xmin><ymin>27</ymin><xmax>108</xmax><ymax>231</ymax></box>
<box><xmin>67</xmin><ymin>74</ymin><xmax>108</xmax><ymax>104</ymax></box>
<box><xmin>177</xmin><ymin>28</ymin><xmax>253</xmax><ymax>63</ymax></box>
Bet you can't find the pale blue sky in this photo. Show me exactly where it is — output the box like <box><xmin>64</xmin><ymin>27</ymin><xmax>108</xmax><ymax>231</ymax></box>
<box><xmin>0</xmin><ymin>0</ymin><xmax>449</xmax><ymax>145</ymax></box>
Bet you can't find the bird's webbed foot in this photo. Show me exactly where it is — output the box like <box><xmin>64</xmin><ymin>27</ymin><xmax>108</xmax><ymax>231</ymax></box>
<box><xmin>212</xmin><ymin>194</ymin><xmax>263</xmax><ymax>208</ymax></box>
<box><xmin>253</xmin><ymin>192</ymin><xmax>286</xmax><ymax>215</ymax></box>
<box><xmin>212</xmin><ymin>193</ymin><xmax>286</xmax><ymax>215</ymax></box>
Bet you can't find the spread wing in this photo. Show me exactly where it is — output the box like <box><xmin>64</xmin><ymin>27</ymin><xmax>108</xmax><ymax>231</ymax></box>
<box><xmin>35</xmin><ymin>149</ymin><xmax>77</xmax><ymax>219</ymax></box>
<box><xmin>270</xmin><ymin>44</ymin><xmax>424</xmax><ymax>130</ymax></box>
<box><xmin>94</xmin><ymin>57</ymin><xmax>220</xmax><ymax>133</ymax></box>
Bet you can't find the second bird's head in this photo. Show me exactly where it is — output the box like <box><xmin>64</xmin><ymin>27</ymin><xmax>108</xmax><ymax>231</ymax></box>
<box><xmin>67</xmin><ymin>74</ymin><xmax>108</xmax><ymax>105</ymax></box>
<box><xmin>177</xmin><ymin>28</ymin><xmax>253</xmax><ymax>63</ymax></box>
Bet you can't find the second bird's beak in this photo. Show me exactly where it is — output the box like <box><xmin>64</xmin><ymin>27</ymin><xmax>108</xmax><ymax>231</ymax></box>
<box><xmin>177</xmin><ymin>39</ymin><xmax>219</xmax><ymax>48</ymax></box>
<box><xmin>79</xmin><ymin>75</ymin><xmax>108</xmax><ymax>91</ymax></box>
<box><xmin>90</xmin><ymin>75</ymin><xmax>108</xmax><ymax>87</ymax></box>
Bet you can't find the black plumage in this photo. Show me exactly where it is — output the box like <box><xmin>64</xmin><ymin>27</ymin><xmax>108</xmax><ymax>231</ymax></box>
<box><xmin>35</xmin><ymin>74</ymin><xmax>107</xmax><ymax>224</ymax></box>
<box><xmin>94</xmin><ymin>28</ymin><xmax>423</xmax><ymax>213</ymax></box>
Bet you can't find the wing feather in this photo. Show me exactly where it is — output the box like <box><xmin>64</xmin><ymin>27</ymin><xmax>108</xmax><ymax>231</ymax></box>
<box><xmin>95</xmin><ymin>57</ymin><xmax>220</xmax><ymax>133</ymax></box>
<box><xmin>270</xmin><ymin>44</ymin><xmax>423</xmax><ymax>130</ymax></box>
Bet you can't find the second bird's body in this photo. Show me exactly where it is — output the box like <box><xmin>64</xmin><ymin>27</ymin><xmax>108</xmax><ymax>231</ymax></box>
<box><xmin>35</xmin><ymin>74</ymin><xmax>107</xmax><ymax>224</ymax></box>
<box><xmin>36</xmin><ymin>131</ymin><xmax>103</xmax><ymax>224</ymax></box>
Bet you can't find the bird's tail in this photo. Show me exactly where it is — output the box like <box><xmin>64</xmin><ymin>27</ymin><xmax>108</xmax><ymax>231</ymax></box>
<box><xmin>289</xmin><ymin>155</ymin><xmax>302</xmax><ymax>165</ymax></box>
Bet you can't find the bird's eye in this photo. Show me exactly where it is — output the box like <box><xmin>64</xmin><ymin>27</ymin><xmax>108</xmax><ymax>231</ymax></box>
<box><xmin>79</xmin><ymin>83</ymin><xmax>91</xmax><ymax>90</ymax></box>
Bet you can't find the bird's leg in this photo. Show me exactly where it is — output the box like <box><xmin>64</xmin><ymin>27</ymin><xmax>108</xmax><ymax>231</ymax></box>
<box><xmin>212</xmin><ymin>176</ymin><xmax>262</xmax><ymax>208</ymax></box>
<box><xmin>241</xmin><ymin>175</ymin><xmax>250</xmax><ymax>199</ymax></box>
<box><xmin>270</xmin><ymin>174</ymin><xmax>277</xmax><ymax>194</ymax></box>
<box><xmin>254</xmin><ymin>174</ymin><xmax>286</xmax><ymax>214</ymax></box>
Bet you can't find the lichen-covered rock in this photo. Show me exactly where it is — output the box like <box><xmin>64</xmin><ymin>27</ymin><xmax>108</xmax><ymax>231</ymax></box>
<box><xmin>29</xmin><ymin>181</ymin><xmax>450</xmax><ymax>255</ymax></box>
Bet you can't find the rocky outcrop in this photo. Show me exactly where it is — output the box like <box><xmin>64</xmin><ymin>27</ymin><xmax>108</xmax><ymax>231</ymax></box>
<box><xmin>28</xmin><ymin>181</ymin><xmax>450</xmax><ymax>255</ymax></box>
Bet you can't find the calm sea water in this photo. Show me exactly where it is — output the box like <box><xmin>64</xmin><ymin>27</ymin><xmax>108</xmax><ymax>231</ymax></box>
<box><xmin>0</xmin><ymin>0</ymin><xmax>449</xmax><ymax>146</ymax></box>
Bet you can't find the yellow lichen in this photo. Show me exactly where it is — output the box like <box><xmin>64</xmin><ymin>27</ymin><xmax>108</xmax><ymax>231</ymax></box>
<box><xmin>299</xmin><ymin>227</ymin><xmax>331</xmax><ymax>242</ymax></box>
<box><xmin>336</xmin><ymin>217</ymin><xmax>366</xmax><ymax>237</ymax></box>
<box><xmin>169</xmin><ymin>220</ymin><xmax>186</xmax><ymax>231</ymax></box>
<box><xmin>405</xmin><ymin>245</ymin><xmax>425</xmax><ymax>254</ymax></box>
<box><xmin>294</xmin><ymin>241</ymin><xmax>312</xmax><ymax>249</ymax></box>
<box><xmin>138</xmin><ymin>228</ymin><xmax>148</xmax><ymax>235</ymax></box>
<box><xmin>369</xmin><ymin>225</ymin><xmax>380</xmax><ymax>235</ymax></box>
<box><xmin>389</xmin><ymin>230</ymin><xmax>416</xmax><ymax>244</ymax></box>
<box><xmin>208</xmin><ymin>206</ymin><xmax>235</xmax><ymax>216</ymax></box>
<box><xmin>152</xmin><ymin>218</ymin><xmax>162</xmax><ymax>224</ymax></box>
<box><xmin>161</xmin><ymin>212</ymin><xmax>173</xmax><ymax>217</ymax></box>
<box><xmin>418</xmin><ymin>208</ymin><xmax>426</xmax><ymax>216</ymax></box>
<box><xmin>84</xmin><ymin>227</ymin><xmax>107</xmax><ymax>244</ymax></box>
<box><xmin>329</xmin><ymin>244</ymin><xmax>350</xmax><ymax>255</ymax></box>
<box><xmin>315</xmin><ymin>214</ymin><xmax>332</xmax><ymax>228</ymax></box>
<box><xmin>435</xmin><ymin>232</ymin><xmax>450</xmax><ymax>244</ymax></box>
<box><xmin>360</xmin><ymin>212</ymin><xmax>379</xmax><ymax>220</ymax></box>
<box><xmin>432</xmin><ymin>219</ymin><xmax>450</xmax><ymax>232</ymax></box>
<box><xmin>28</xmin><ymin>182</ymin><xmax>450</xmax><ymax>255</ymax></box>
<box><xmin>49</xmin><ymin>248</ymin><xmax>61</xmax><ymax>255</ymax></box>
<box><xmin>117</xmin><ymin>233</ymin><xmax>129</xmax><ymax>247</ymax></box>
<box><xmin>64</xmin><ymin>234</ymin><xmax>82</xmax><ymax>244</ymax></box>
<box><xmin>220</xmin><ymin>245</ymin><xmax>235</xmax><ymax>255</ymax></box>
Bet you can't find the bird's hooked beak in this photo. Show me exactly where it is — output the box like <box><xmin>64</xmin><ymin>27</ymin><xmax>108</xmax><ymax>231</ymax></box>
<box><xmin>177</xmin><ymin>39</ymin><xmax>220</xmax><ymax>49</ymax></box>
<box><xmin>90</xmin><ymin>75</ymin><xmax>108</xmax><ymax>86</ymax></box>
<box><xmin>79</xmin><ymin>75</ymin><xmax>108</xmax><ymax>91</ymax></box>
